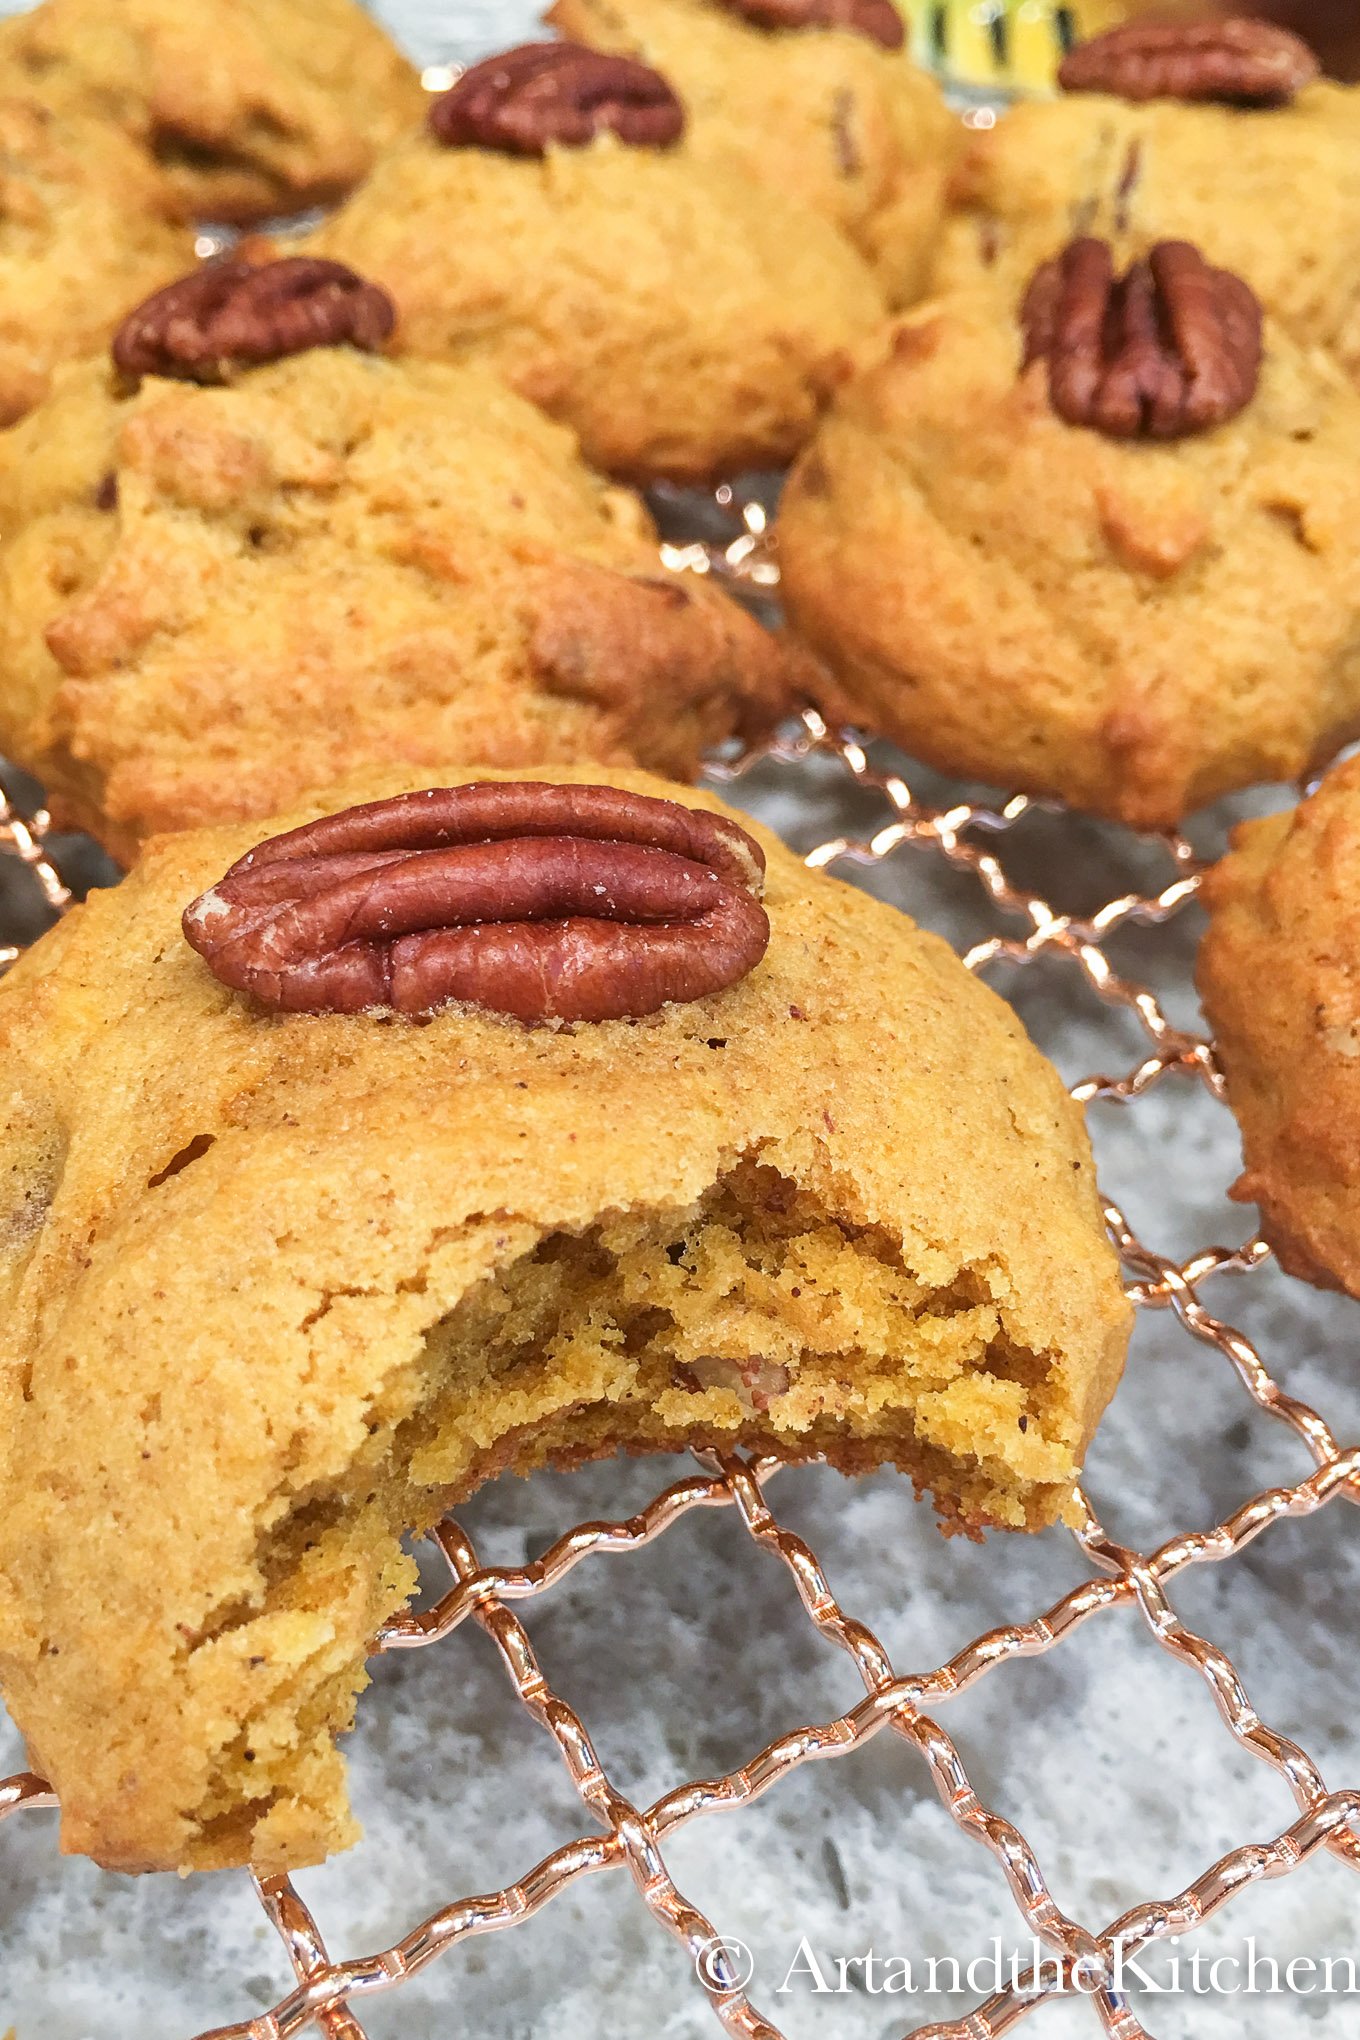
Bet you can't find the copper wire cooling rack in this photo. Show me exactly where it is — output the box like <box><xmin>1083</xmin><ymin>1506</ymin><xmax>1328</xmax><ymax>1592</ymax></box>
<box><xmin>1</xmin><ymin>500</ymin><xmax>1359</xmax><ymax>2040</ymax></box>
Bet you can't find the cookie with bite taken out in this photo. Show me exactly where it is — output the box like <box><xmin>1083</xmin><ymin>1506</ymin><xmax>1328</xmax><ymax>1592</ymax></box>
<box><xmin>0</xmin><ymin>254</ymin><xmax>795</xmax><ymax>861</ymax></box>
<box><xmin>0</xmin><ymin>762</ymin><xmax>1130</xmax><ymax>1872</ymax></box>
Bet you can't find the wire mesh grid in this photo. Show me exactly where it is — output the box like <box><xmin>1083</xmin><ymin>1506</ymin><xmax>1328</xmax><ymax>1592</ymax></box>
<box><xmin>1</xmin><ymin>502</ymin><xmax>1358</xmax><ymax>2040</ymax></box>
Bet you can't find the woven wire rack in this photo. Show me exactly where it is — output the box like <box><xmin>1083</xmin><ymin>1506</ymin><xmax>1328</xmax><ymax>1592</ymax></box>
<box><xmin>1</xmin><ymin>493</ymin><xmax>1357</xmax><ymax>2039</ymax></box>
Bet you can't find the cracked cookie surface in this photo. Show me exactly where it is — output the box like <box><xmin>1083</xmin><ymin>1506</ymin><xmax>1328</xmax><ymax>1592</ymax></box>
<box><xmin>0</xmin><ymin>763</ymin><xmax>1129</xmax><ymax>1873</ymax></box>
<box><xmin>546</xmin><ymin>0</ymin><xmax>957</xmax><ymax>306</ymax></box>
<box><xmin>0</xmin><ymin>347</ymin><xmax>793</xmax><ymax>859</ymax></box>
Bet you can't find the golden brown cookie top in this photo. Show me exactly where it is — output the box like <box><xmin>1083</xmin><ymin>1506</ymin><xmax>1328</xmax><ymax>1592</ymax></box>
<box><xmin>0</xmin><ymin>88</ymin><xmax>152</xmax><ymax>208</ymax></box>
<box><xmin>305</xmin><ymin>108</ymin><xmax>887</xmax><ymax>479</ymax></box>
<box><xmin>0</xmin><ymin>346</ymin><xmax>795</xmax><ymax>855</ymax></box>
<box><xmin>1199</xmin><ymin>756</ymin><xmax>1360</xmax><ymax>1296</ymax></box>
<box><xmin>545</xmin><ymin>0</ymin><xmax>952</xmax><ymax>308</ymax></box>
<box><xmin>930</xmin><ymin>55</ymin><xmax>1360</xmax><ymax>377</ymax></box>
<box><xmin>0</xmin><ymin>0</ymin><xmax>426</xmax><ymax>222</ymax></box>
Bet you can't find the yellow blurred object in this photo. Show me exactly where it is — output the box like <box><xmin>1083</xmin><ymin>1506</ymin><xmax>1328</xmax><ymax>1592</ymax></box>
<box><xmin>906</xmin><ymin>0</ymin><xmax>1144</xmax><ymax>95</ymax></box>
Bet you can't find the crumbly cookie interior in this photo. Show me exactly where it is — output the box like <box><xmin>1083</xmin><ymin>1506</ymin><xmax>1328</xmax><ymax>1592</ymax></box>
<box><xmin>183</xmin><ymin>1158</ymin><xmax>1077</xmax><ymax>1870</ymax></box>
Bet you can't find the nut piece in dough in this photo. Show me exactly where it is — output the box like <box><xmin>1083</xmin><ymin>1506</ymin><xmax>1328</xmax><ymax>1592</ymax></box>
<box><xmin>428</xmin><ymin>41</ymin><xmax>686</xmax><ymax>154</ymax></box>
<box><xmin>183</xmin><ymin>781</ymin><xmax>772</xmax><ymax>1019</ymax></box>
<box><xmin>725</xmin><ymin>0</ymin><xmax>902</xmax><ymax>44</ymax></box>
<box><xmin>1058</xmin><ymin>16</ymin><xmax>1318</xmax><ymax>107</ymax></box>
<box><xmin>0</xmin><ymin>348</ymin><xmax>794</xmax><ymax>859</ymax></box>
<box><xmin>776</xmin><ymin>287</ymin><xmax>1360</xmax><ymax>827</ymax></box>
<box><xmin>112</xmin><ymin>256</ymin><xmax>396</xmax><ymax>382</ymax></box>
<box><xmin>1019</xmin><ymin>237</ymin><xmax>1262</xmax><ymax>442</ymax></box>
<box><xmin>0</xmin><ymin>0</ymin><xmax>426</xmax><ymax>224</ymax></box>
<box><xmin>0</xmin><ymin>761</ymin><xmax>1131</xmax><ymax>1873</ymax></box>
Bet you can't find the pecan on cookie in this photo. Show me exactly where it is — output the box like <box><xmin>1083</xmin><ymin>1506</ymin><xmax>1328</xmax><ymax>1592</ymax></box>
<box><xmin>719</xmin><ymin>0</ymin><xmax>905</xmax><ymax>52</ymax></box>
<box><xmin>112</xmin><ymin>256</ymin><xmax>395</xmax><ymax>382</ymax></box>
<box><xmin>1058</xmin><ymin>17</ymin><xmax>1318</xmax><ymax>106</ymax></box>
<box><xmin>1020</xmin><ymin>237</ymin><xmax>1262</xmax><ymax>441</ymax></box>
<box><xmin>428</xmin><ymin>41</ymin><xmax>685</xmax><ymax>154</ymax></box>
<box><xmin>183</xmin><ymin>781</ymin><xmax>771</xmax><ymax>1019</ymax></box>
<box><xmin>304</xmin><ymin>29</ymin><xmax>884</xmax><ymax>479</ymax></box>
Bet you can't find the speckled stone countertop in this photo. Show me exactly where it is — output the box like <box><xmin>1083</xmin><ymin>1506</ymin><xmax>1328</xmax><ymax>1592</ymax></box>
<box><xmin>1</xmin><ymin>5</ymin><xmax>1358</xmax><ymax>2037</ymax></box>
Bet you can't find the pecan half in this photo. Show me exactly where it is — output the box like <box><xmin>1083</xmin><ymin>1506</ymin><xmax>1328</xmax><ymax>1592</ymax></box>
<box><xmin>428</xmin><ymin>42</ymin><xmax>685</xmax><ymax>155</ymax></box>
<box><xmin>112</xmin><ymin>258</ymin><xmax>395</xmax><ymax>383</ymax></box>
<box><xmin>1020</xmin><ymin>238</ymin><xmax>1262</xmax><ymax>442</ymax></box>
<box><xmin>1058</xmin><ymin>17</ymin><xmax>1318</xmax><ymax>106</ymax></box>
<box><xmin>718</xmin><ymin>0</ymin><xmax>904</xmax><ymax>51</ymax></box>
<box><xmin>182</xmin><ymin>783</ymin><xmax>771</xmax><ymax>1021</ymax></box>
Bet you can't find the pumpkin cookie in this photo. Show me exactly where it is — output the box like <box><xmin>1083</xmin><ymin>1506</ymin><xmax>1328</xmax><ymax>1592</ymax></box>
<box><xmin>306</xmin><ymin>41</ymin><xmax>887</xmax><ymax>479</ymax></box>
<box><xmin>0</xmin><ymin>94</ymin><xmax>192</xmax><ymax>427</ymax></box>
<box><xmin>1199</xmin><ymin>754</ymin><xmax>1360</xmax><ymax>1294</ymax></box>
<box><xmin>545</xmin><ymin>0</ymin><xmax>957</xmax><ymax>306</ymax></box>
<box><xmin>0</xmin><ymin>0</ymin><xmax>425</xmax><ymax>224</ymax></box>
<box><xmin>931</xmin><ymin>17</ymin><xmax>1360</xmax><ymax>381</ymax></box>
<box><xmin>0</xmin><ymin>257</ymin><xmax>794</xmax><ymax>862</ymax></box>
<box><xmin>0</xmin><ymin>761</ymin><xmax>1131</xmax><ymax>1874</ymax></box>
<box><xmin>777</xmin><ymin>245</ymin><xmax>1360</xmax><ymax>828</ymax></box>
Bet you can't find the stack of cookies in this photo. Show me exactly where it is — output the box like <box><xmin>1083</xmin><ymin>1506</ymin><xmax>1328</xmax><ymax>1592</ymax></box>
<box><xmin>0</xmin><ymin>0</ymin><xmax>1352</xmax><ymax>1888</ymax></box>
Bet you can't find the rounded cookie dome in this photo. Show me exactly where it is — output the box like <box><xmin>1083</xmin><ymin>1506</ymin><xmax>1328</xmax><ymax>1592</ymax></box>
<box><xmin>777</xmin><ymin>282</ymin><xmax>1360</xmax><ymax>827</ymax></box>
<box><xmin>0</xmin><ymin>763</ymin><xmax>1129</xmax><ymax>1874</ymax></box>
<box><xmin>0</xmin><ymin>0</ymin><xmax>427</xmax><ymax>223</ymax></box>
